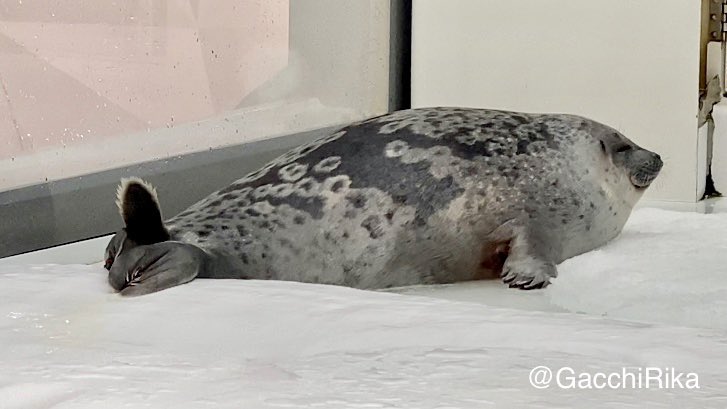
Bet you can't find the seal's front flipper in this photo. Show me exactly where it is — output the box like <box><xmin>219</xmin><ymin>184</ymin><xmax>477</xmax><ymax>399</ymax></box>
<box><xmin>108</xmin><ymin>241</ymin><xmax>209</xmax><ymax>296</ymax></box>
<box><xmin>499</xmin><ymin>227</ymin><xmax>558</xmax><ymax>290</ymax></box>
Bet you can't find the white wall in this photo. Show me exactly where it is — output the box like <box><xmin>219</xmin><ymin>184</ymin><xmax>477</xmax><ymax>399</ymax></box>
<box><xmin>412</xmin><ymin>0</ymin><xmax>702</xmax><ymax>202</ymax></box>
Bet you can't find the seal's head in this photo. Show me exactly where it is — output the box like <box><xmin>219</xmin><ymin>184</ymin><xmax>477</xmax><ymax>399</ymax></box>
<box><xmin>585</xmin><ymin>122</ymin><xmax>663</xmax><ymax>202</ymax></box>
<box><xmin>598</xmin><ymin>132</ymin><xmax>662</xmax><ymax>189</ymax></box>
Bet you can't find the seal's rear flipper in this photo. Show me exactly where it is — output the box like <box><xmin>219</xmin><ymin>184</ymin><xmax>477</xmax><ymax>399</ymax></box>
<box><xmin>116</xmin><ymin>177</ymin><xmax>170</xmax><ymax>245</ymax></box>
<box><xmin>108</xmin><ymin>241</ymin><xmax>208</xmax><ymax>296</ymax></box>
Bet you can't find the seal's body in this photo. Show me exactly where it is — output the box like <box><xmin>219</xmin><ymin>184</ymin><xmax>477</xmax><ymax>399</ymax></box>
<box><xmin>105</xmin><ymin>108</ymin><xmax>662</xmax><ymax>296</ymax></box>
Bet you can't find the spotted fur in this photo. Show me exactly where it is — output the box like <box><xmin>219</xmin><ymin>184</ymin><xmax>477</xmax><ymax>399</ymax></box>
<box><xmin>105</xmin><ymin>107</ymin><xmax>662</xmax><ymax>295</ymax></box>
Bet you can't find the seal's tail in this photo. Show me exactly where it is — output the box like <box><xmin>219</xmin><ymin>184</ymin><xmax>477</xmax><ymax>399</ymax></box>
<box><xmin>115</xmin><ymin>177</ymin><xmax>170</xmax><ymax>245</ymax></box>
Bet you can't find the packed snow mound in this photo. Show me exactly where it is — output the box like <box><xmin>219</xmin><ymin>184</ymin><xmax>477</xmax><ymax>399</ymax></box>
<box><xmin>549</xmin><ymin>208</ymin><xmax>727</xmax><ymax>329</ymax></box>
<box><xmin>1</xmin><ymin>262</ymin><xmax>727</xmax><ymax>408</ymax></box>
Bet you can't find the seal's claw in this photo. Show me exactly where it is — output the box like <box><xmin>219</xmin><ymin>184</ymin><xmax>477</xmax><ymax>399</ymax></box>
<box><xmin>501</xmin><ymin>269</ymin><xmax>518</xmax><ymax>284</ymax></box>
<box><xmin>522</xmin><ymin>279</ymin><xmax>548</xmax><ymax>290</ymax></box>
<box><xmin>500</xmin><ymin>257</ymin><xmax>556</xmax><ymax>291</ymax></box>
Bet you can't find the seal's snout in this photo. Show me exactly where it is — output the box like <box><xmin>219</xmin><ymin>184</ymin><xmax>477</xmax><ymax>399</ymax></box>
<box><xmin>630</xmin><ymin>152</ymin><xmax>663</xmax><ymax>188</ymax></box>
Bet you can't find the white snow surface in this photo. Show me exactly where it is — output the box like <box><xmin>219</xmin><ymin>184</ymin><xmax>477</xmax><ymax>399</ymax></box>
<box><xmin>1</xmin><ymin>208</ymin><xmax>726</xmax><ymax>408</ymax></box>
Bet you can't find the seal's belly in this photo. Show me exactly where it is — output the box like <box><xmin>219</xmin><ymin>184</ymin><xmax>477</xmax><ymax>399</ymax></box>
<box><xmin>168</xmin><ymin>191</ymin><xmax>501</xmax><ymax>289</ymax></box>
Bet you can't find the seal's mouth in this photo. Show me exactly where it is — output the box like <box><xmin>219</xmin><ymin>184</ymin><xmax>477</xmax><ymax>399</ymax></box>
<box><xmin>630</xmin><ymin>156</ymin><xmax>663</xmax><ymax>189</ymax></box>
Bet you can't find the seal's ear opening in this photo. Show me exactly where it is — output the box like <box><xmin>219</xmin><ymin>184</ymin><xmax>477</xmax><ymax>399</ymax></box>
<box><xmin>116</xmin><ymin>177</ymin><xmax>170</xmax><ymax>245</ymax></box>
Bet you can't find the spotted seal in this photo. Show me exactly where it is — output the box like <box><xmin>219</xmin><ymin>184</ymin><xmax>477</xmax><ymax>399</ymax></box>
<box><xmin>104</xmin><ymin>107</ymin><xmax>662</xmax><ymax>296</ymax></box>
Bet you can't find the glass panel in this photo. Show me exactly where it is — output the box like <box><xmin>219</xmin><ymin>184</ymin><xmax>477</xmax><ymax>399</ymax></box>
<box><xmin>0</xmin><ymin>0</ymin><xmax>391</xmax><ymax>191</ymax></box>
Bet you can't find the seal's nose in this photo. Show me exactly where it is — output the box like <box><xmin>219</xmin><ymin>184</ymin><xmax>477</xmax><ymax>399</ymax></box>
<box><xmin>651</xmin><ymin>153</ymin><xmax>663</xmax><ymax>173</ymax></box>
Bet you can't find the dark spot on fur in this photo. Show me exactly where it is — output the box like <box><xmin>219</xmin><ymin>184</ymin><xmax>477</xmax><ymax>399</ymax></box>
<box><xmin>392</xmin><ymin>194</ymin><xmax>408</xmax><ymax>204</ymax></box>
<box><xmin>384</xmin><ymin>209</ymin><xmax>395</xmax><ymax>222</ymax></box>
<box><xmin>241</xmin><ymin>253</ymin><xmax>249</xmax><ymax>264</ymax></box>
<box><xmin>346</xmin><ymin>193</ymin><xmax>367</xmax><ymax>209</ymax></box>
<box><xmin>331</xmin><ymin>180</ymin><xmax>345</xmax><ymax>193</ymax></box>
<box><xmin>342</xmin><ymin>231</ymin><xmax>350</xmax><ymax>239</ymax></box>
<box><xmin>236</xmin><ymin>226</ymin><xmax>249</xmax><ymax>237</ymax></box>
<box><xmin>245</xmin><ymin>208</ymin><xmax>261</xmax><ymax>217</ymax></box>
<box><xmin>297</xmin><ymin>179</ymin><xmax>315</xmax><ymax>192</ymax></box>
<box><xmin>361</xmin><ymin>215</ymin><xmax>384</xmax><ymax>239</ymax></box>
<box><xmin>299</xmin><ymin>144</ymin><xmax>317</xmax><ymax>156</ymax></box>
<box><xmin>208</xmin><ymin>200</ymin><xmax>222</xmax><ymax>207</ymax></box>
<box><xmin>197</xmin><ymin>230</ymin><xmax>210</xmax><ymax>237</ymax></box>
<box><xmin>413</xmin><ymin>215</ymin><xmax>427</xmax><ymax>227</ymax></box>
<box><xmin>266</xmin><ymin>195</ymin><xmax>325</xmax><ymax>219</ymax></box>
<box><xmin>293</xmin><ymin>215</ymin><xmax>305</xmax><ymax>225</ymax></box>
<box><xmin>342</xmin><ymin>264</ymin><xmax>361</xmax><ymax>287</ymax></box>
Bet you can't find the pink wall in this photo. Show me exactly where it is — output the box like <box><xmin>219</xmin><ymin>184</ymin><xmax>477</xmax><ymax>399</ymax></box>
<box><xmin>0</xmin><ymin>0</ymin><xmax>289</xmax><ymax>160</ymax></box>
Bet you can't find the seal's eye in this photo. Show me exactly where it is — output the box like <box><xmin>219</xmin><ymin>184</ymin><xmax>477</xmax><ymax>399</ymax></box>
<box><xmin>615</xmin><ymin>145</ymin><xmax>631</xmax><ymax>153</ymax></box>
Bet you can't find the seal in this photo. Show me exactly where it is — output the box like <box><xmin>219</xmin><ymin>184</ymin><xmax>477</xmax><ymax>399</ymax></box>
<box><xmin>104</xmin><ymin>107</ymin><xmax>662</xmax><ymax>296</ymax></box>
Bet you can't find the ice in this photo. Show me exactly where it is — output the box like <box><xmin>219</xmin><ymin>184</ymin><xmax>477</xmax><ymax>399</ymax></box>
<box><xmin>1</xmin><ymin>208</ymin><xmax>726</xmax><ymax>408</ymax></box>
<box><xmin>549</xmin><ymin>208</ymin><xmax>727</xmax><ymax>329</ymax></box>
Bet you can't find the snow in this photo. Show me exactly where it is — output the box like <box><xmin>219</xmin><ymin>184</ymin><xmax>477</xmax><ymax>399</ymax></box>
<box><xmin>1</xmin><ymin>208</ymin><xmax>727</xmax><ymax>408</ymax></box>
